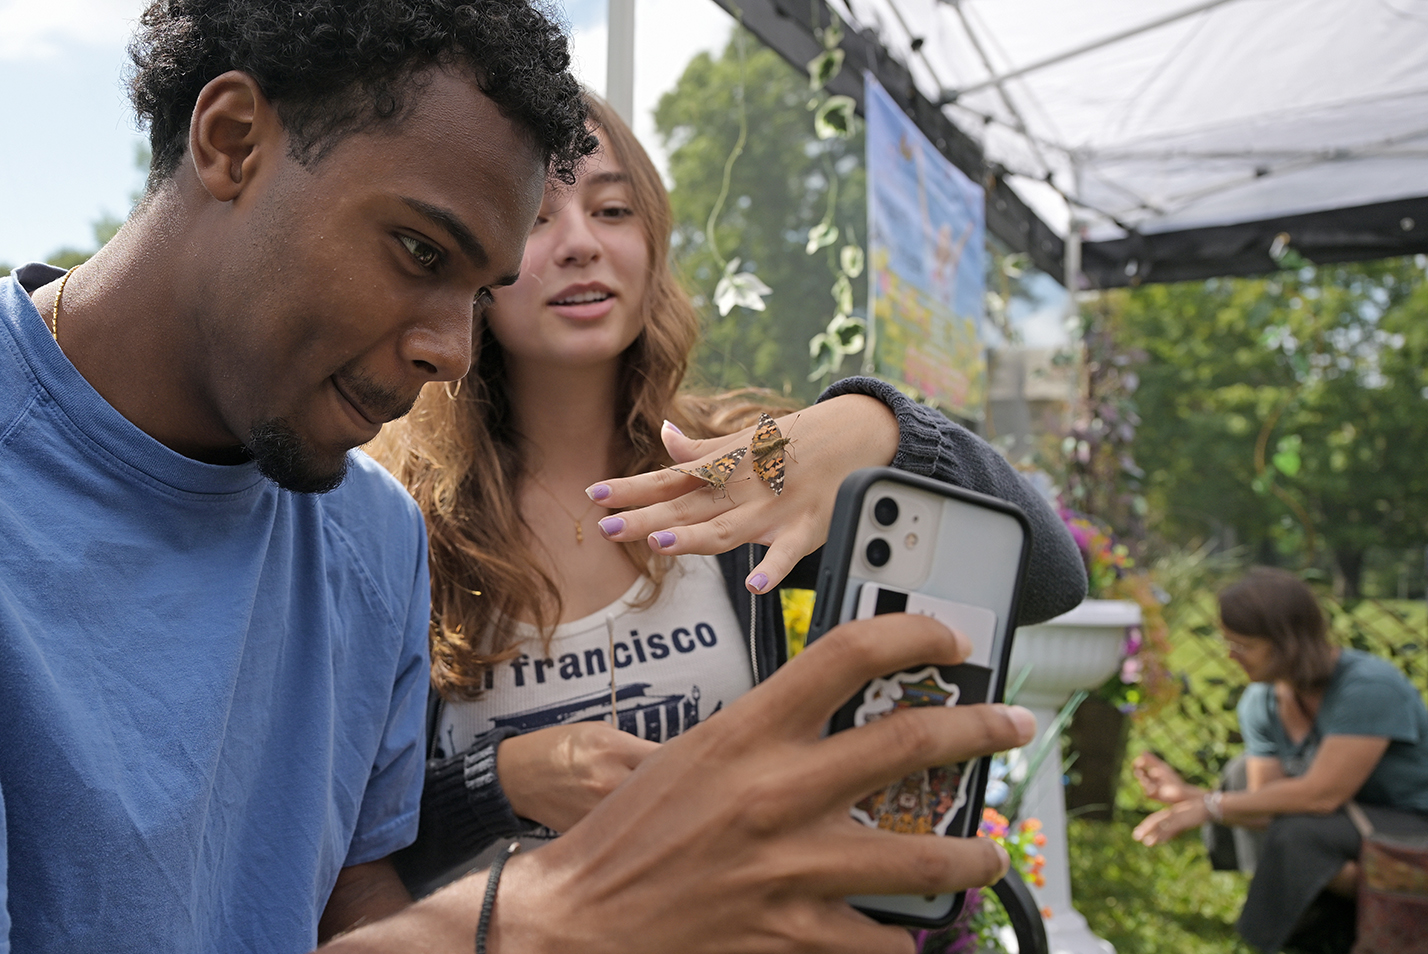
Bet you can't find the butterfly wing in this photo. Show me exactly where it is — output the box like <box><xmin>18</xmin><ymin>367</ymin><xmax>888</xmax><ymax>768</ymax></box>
<box><xmin>704</xmin><ymin>446</ymin><xmax>748</xmax><ymax>488</ymax></box>
<box><xmin>750</xmin><ymin>412</ymin><xmax>787</xmax><ymax>495</ymax></box>
<box><xmin>750</xmin><ymin>412</ymin><xmax>782</xmax><ymax>456</ymax></box>
<box><xmin>672</xmin><ymin>446</ymin><xmax>748</xmax><ymax>495</ymax></box>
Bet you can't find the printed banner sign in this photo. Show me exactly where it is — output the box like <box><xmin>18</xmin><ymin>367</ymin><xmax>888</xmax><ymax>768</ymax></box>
<box><xmin>865</xmin><ymin>73</ymin><xmax>986</xmax><ymax>417</ymax></box>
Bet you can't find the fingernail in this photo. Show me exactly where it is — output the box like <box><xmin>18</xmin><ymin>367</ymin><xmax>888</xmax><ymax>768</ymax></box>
<box><xmin>598</xmin><ymin>516</ymin><xmax>625</xmax><ymax>535</ymax></box>
<box><xmin>951</xmin><ymin>628</ymin><xmax>973</xmax><ymax>660</ymax></box>
<box><xmin>650</xmin><ymin>530</ymin><xmax>677</xmax><ymax>549</ymax></box>
<box><xmin>1002</xmin><ymin>705</ymin><xmax>1037</xmax><ymax>739</ymax></box>
<box><xmin>587</xmin><ymin>483</ymin><xmax>612</xmax><ymax>501</ymax></box>
<box><xmin>746</xmin><ymin>572</ymin><xmax>769</xmax><ymax>593</ymax></box>
<box><xmin>662</xmin><ymin>419</ymin><xmax>683</xmax><ymax>436</ymax></box>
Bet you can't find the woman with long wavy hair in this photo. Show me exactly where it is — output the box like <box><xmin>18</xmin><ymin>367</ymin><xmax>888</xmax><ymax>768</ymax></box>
<box><xmin>372</xmin><ymin>93</ymin><xmax>1086</xmax><ymax>891</ymax></box>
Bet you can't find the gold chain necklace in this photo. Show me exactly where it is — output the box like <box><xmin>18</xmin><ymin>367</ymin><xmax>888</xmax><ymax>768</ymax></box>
<box><xmin>50</xmin><ymin>266</ymin><xmax>77</xmax><ymax>342</ymax></box>
<box><xmin>528</xmin><ymin>474</ymin><xmax>602</xmax><ymax>544</ymax></box>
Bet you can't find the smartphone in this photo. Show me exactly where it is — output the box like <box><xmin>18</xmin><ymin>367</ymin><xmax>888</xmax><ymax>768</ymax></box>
<box><xmin>806</xmin><ymin>467</ymin><xmax>1031</xmax><ymax>928</ymax></box>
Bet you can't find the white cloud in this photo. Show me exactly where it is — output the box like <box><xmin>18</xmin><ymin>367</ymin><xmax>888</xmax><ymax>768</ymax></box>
<box><xmin>632</xmin><ymin>0</ymin><xmax>733</xmax><ymax>180</ymax></box>
<box><xmin>563</xmin><ymin>0</ymin><xmax>733</xmax><ymax>182</ymax></box>
<box><xmin>569</xmin><ymin>20</ymin><xmax>609</xmax><ymax>96</ymax></box>
<box><xmin>0</xmin><ymin>0</ymin><xmax>142</xmax><ymax>61</ymax></box>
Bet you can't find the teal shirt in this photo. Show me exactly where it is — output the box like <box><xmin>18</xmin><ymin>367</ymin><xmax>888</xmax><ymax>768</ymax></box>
<box><xmin>1238</xmin><ymin>648</ymin><xmax>1428</xmax><ymax>812</ymax></box>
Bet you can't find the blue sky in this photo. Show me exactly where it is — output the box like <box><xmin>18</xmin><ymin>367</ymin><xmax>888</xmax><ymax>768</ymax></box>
<box><xmin>0</xmin><ymin>0</ymin><xmax>730</xmax><ymax>268</ymax></box>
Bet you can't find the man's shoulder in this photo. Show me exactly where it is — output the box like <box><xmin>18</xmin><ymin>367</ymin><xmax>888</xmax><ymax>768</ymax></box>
<box><xmin>311</xmin><ymin>451</ymin><xmax>425</xmax><ymax>565</ymax></box>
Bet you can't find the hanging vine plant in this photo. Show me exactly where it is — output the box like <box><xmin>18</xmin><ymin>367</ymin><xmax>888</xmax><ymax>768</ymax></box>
<box><xmin>801</xmin><ymin>11</ymin><xmax>867</xmax><ymax>385</ymax></box>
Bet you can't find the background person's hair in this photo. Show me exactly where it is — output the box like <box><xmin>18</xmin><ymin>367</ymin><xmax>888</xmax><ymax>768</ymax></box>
<box><xmin>128</xmin><ymin>0</ymin><xmax>596</xmax><ymax>188</ymax></box>
<box><xmin>371</xmin><ymin>92</ymin><xmax>764</xmax><ymax>700</ymax></box>
<box><xmin>1218</xmin><ymin>567</ymin><xmax>1336</xmax><ymax>693</ymax></box>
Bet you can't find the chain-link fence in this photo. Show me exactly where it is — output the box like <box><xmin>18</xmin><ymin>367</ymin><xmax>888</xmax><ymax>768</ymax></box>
<box><xmin>1117</xmin><ymin>592</ymin><xmax>1428</xmax><ymax>811</ymax></box>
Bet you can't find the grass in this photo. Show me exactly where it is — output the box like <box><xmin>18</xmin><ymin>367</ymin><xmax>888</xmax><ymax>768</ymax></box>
<box><xmin>1068</xmin><ymin>817</ymin><xmax>1255</xmax><ymax>954</ymax></box>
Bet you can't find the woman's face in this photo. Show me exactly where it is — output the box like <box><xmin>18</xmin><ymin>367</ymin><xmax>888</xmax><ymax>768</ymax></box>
<box><xmin>482</xmin><ymin>132</ymin><xmax>650</xmax><ymax>372</ymax></box>
<box><xmin>1222</xmin><ymin>626</ymin><xmax>1276</xmax><ymax>682</ymax></box>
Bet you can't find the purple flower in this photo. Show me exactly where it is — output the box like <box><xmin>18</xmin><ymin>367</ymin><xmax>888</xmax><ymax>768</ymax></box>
<box><xmin>1123</xmin><ymin>625</ymin><xmax>1143</xmax><ymax>656</ymax></box>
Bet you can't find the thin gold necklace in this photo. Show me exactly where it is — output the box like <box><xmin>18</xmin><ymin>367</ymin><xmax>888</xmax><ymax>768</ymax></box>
<box><xmin>528</xmin><ymin>474</ymin><xmax>602</xmax><ymax>544</ymax></box>
<box><xmin>50</xmin><ymin>266</ymin><xmax>77</xmax><ymax>342</ymax></box>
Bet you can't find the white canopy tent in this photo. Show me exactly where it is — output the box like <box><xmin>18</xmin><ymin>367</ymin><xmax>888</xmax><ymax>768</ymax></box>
<box><xmin>715</xmin><ymin>0</ymin><xmax>1428</xmax><ymax>287</ymax></box>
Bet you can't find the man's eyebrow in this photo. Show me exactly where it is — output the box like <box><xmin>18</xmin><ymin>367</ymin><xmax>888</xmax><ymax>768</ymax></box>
<box><xmin>400</xmin><ymin>196</ymin><xmax>487</xmax><ymax>265</ymax></box>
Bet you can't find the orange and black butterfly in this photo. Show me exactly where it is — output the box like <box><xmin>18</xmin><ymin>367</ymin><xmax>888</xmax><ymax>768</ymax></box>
<box><xmin>671</xmin><ymin>446</ymin><xmax>749</xmax><ymax>499</ymax></box>
<box><xmin>750</xmin><ymin>412</ymin><xmax>798</xmax><ymax>496</ymax></box>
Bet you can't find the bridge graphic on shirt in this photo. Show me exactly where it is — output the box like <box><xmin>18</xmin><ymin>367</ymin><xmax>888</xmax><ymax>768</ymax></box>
<box><xmin>490</xmin><ymin>683</ymin><xmax>720</xmax><ymax>741</ymax></box>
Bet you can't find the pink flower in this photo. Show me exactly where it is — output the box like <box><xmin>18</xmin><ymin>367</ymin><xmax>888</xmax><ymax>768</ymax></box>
<box><xmin>1123</xmin><ymin>625</ymin><xmax>1143</xmax><ymax>656</ymax></box>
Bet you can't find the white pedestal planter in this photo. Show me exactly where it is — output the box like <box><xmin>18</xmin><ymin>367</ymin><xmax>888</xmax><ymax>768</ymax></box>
<box><xmin>1006</xmin><ymin>599</ymin><xmax>1142</xmax><ymax>954</ymax></box>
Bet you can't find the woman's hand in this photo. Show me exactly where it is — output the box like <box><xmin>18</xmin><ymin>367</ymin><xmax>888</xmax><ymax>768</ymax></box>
<box><xmin>586</xmin><ymin>394</ymin><xmax>899</xmax><ymax>593</ymax></box>
<box><xmin>497</xmin><ymin>723</ymin><xmax>660</xmax><ymax>833</ymax></box>
<box><xmin>1132</xmin><ymin>752</ymin><xmax>1202</xmax><ymax>806</ymax></box>
<box><xmin>1132</xmin><ymin>797</ymin><xmax>1208</xmax><ymax>847</ymax></box>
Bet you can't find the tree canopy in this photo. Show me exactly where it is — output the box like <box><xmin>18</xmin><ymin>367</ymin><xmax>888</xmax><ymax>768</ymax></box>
<box><xmin>1108</xmin><ymin>257</ymin><xmax>1428</xmax><ymax>596</ymax></box>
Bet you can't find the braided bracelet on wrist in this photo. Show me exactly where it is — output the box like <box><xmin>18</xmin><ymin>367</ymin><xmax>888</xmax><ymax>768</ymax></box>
<box><xmin>475</xmin><ymin>841</ymin><xmax>521</xmax><ymax>954</ymax></box>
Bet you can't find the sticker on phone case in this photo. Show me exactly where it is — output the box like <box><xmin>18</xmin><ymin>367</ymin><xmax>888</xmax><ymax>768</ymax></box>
<box><xmin>849</xmin><ymin>666</ymin><xmax>980</xmax><ymax>835</ymax></box>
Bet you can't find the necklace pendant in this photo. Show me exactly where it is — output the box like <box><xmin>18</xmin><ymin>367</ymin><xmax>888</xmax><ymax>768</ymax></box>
<box><xmin>576</xmin><ymin>521</ymin><xmax>584</xmax><ymax>544</ymax></box>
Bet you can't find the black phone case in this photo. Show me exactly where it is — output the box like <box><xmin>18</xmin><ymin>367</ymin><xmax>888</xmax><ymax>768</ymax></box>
<box><xmin>807</xmin><ymin>467</ymin><xmax>1033</xmax><ymax>929</ymax></box>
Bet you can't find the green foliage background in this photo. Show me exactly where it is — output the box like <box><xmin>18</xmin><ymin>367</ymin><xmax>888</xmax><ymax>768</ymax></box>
<box><xmin>1105</xmin><ymin>258</ymin><xmax>1428</xmax><ymax>594</ymax></box>
<box><xmin>656</xmin><ymin>30</ymin><xmax>866</xmax><ymax>402</ymax></box>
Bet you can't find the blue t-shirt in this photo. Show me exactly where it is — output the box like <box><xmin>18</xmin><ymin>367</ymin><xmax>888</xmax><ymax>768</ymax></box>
<box><xmin>1238</xmin><ymin>648</ymin><xmax>1428</xmax><ymax>812</ymax></box>
<box><xmin>0</xmin><ymin>266</ymin><xmax>430</xmax><ymax>953</ymax></box>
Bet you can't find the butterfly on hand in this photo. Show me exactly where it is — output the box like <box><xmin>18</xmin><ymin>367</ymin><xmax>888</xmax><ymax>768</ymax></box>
<box><xmin>670</xmin><ymin>445</ymin><xmax>749</xmax><ymax>499</ymax></box>
<box><xmin>750</xmin><ymin>412</ymin><xmax>798</xmax><ymax>496</ymax></box>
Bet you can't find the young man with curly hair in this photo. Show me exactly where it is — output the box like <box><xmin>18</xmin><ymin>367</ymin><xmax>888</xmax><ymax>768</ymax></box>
<box><xmin>0</xmin><ymin>2</ymin><xmax>1039</xmax><ymax>952</ymax></box>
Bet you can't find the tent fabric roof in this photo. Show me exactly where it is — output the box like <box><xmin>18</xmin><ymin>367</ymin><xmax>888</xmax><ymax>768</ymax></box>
<box><xmin>726</xmin><ymin>0</ymin><xmax>1428</xmax><ymax>286</ymax></box>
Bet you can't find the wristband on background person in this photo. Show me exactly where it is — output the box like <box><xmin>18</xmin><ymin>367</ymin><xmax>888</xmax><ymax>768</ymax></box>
<box><xmin>1204</xmin><ymin>790</ymin><xmax>1225</xmax><ymax>823</ymax></box>
<box><xmin>475</xmin><ymin>841</ymin><xmax>521</xmax><ymax>954</ymax></box>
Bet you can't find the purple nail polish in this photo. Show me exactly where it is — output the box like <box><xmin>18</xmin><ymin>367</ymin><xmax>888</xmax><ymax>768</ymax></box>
<box><xmin>651</xmin><ymin>530</ymin><xmax>677</xmax><ymax>549</ymax></box>
<box><xmin>587</xmin><ymin>483</ymin><xmax>612</xmax><ymax>501</ymax></box>
<box><xmin>747</xmin><ymin>572</ymin><xmax>769</xmax><ymax>593</ymax></box>
<box><xmin>598</xmin><ymin>516</ymin><xmax>625</xmax><ymax>535</ymax></box>
<box><xmin>662</xmin><ymin>420</ymin><xmax>684</xmax><ymax>436</ymax></box>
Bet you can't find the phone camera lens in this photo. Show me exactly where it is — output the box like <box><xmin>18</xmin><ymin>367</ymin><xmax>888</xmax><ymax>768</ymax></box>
<box><xmin>865</xmin><ymin>537</ymin><xmax>891</xmax><ymax>567</ymax></box>
<box><xmin>873</xmin><ymin>497</ymin><xmax>900</xmax><ymax>526</ymax></box>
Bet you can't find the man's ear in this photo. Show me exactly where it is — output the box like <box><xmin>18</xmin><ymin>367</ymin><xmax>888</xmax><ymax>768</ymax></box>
<box><xmin>189</xmin><ymin>71</ymin><xmax>283</xmax><ymax>202</ymax></box>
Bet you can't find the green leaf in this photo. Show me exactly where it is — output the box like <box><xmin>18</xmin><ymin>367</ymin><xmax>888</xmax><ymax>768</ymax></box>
<box><xmin>813</xmin><ymin>95</ymin><xmax>857</xmax><ymax>140</ymax></box>
<box><xmin>805</xmin><ymin>220</ymin><xmax>838</xmax><ymax>255</ymax></box>
<box><xmin>839</xmin><ymin>243</ymin><xmax>864</xmax><ymax>278</ymax></box>
<box><xmin>829</xmin><ymin>313</ymin><xmax>865</xmax><ymax>352</ymax></box>
<box><xmin>806</xmin><ymin>48</ymin><xmax>844</xmax><ymax>90</ymax></box>
<box><xmin>831</xmin><ymin>273</ymin><xmax>854</xmax><ymax>315</ymax></box>
<box><xmin>1272</xmin><ymin>434</ymin><xmax>1303</xmax><ymax>476</ymax></box>
<box><xmin>713</xmin><ymin>259</ymin><xmax>773</xmax><ymax>316</ymax></box>
<box><xmin>807</xmin><ymin>333</ymin><xmax>839</xmax><ymax>381</ymax></box>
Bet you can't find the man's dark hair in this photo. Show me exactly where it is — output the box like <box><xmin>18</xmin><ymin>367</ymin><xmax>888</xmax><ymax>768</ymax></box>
<box><xmin>128</xmin><ymin>0</ymin><xmax>596</xmax><ymax>188</ymax></box>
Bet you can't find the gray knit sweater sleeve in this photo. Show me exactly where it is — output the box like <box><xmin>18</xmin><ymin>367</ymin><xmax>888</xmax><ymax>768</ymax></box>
<box><xmin>818</xmin><ymin>376</ymin><xmax>1087</xmax><ymax>625</ymax></box>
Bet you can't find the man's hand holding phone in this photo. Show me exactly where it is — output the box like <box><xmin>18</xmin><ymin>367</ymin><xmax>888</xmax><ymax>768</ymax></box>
<box><xmin>323</xmin><ymin>613</ymin><xmax>1035</xmax><ymax>954</ymax></box>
